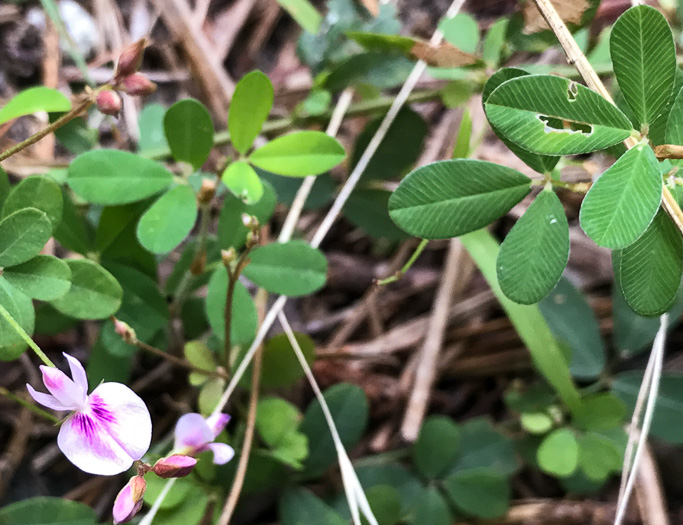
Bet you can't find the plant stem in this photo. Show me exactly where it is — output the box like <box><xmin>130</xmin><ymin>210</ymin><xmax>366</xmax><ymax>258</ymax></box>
<box><xmin>375</xmin><ymin>238</ymin><xmax>429</xmax><ymax>286</ymax></box>
<box><xmin>531</xmin><ymin>0</ymin><xmax>683</xmax><ymax>237</ymax></box>
<box><xmin>0</xmin><ymin>387</ymin><xmax>61</xmax><ymax>423</ymax></box>
<box><xmin>0</xmin><ymin>303</ymin><xmax>55</xmax><ymax>367</ymax></box>
<box><xmin>0</xmin><ymin>99</ymin><xmax>92</xmax><ymax>163</ymax></box>
<box><xmin>134</xmin><ymin>340</ymin><xmax>227</xmax><ymax>380</ymax></box>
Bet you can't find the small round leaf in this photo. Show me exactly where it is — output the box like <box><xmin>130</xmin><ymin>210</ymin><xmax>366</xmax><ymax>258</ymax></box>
<box><xmin>164</xmin><ymin>99</ymin><xmax>214</xmax><ymax>169</ymax></box>
<box><xmin>2</xmin><ymin>255</ymin><xmax>71</xmax><ymax>301</ymax></box>
<box><xmin>537</xmin><ymin>428</ymin><xmax>579</xmax><ymax>477</ymax></box>
<box><xmin>443</xmin><ymin>468</ymin><xmax>510</xmax><ymax>519</ymax></box>
<box><xmin>136</xmin><ymin>185</ymin><xmax>198</xmax><ymax>254</ymax></box>
<box><xmin>2</xmin><ymin>175</ymin><xmax>63</xmax><ymax>230</ymax></box>
<box><xmin>221</xmin><ymin>161</ymin><xmax>263</xmax><ymax>204</ymax></box>
<box><xmin>229</xmin><ymin>71</ymin><xmax>274</xmax><ymax>155</ymax></box>
<box><xmin>0</xmin><ymin>208</ymin><xmax>52</xmax><ymax>267</ymax></box>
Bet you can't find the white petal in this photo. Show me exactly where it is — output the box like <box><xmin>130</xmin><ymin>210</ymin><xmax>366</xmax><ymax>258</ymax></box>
<box><xmin>208</xmin><ymin>443</ymin><xmax>234</xmax><ymax>465</ymax></box>
<box><xmin>40</xmin><ymin>365</ymin><xmax>84</xmax><ymax>410</ymax></box>
<box><xmin>205</xmin><ymin>413</ymin><xmax>230</xmax><ymax>438</ymax></box>
<box><xmin>58</xmin><ymin>383</ymin><xmax>152</xmax><ymax>476</ymax></box>
<box><xmin>26</xmin><ymin>384</ymin><xmax>71</xmax><ymax>411</ymax></box>
<box><xmin>174</xmin><ymin>413</ymin><xmax>213</xmax><ymax>451</ymax></box>
<box><xmin>64</xmin><ymin>353</ymin><xmax>89</xmax><ymax>402</ymax></box>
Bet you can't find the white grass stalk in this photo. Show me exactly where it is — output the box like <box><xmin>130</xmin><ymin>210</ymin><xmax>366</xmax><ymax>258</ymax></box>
<box><xmin>138</xmin><ymin>477</ymin><xmax>176</xmax><ymax>525</ymax></box>
<box><xmin>278</xmin><ymin>312</ymin><xmax>378</xmax><ymax>525</ymax></box>
<box><xmin>614</xmin><ymin>313</ymin><xmax>667</xmax><ymax>525</ymax></box>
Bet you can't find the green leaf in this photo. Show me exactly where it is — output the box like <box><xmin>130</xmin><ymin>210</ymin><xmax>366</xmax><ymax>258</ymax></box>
<box><xmin>577</xmin><ymin>432</ymin><xmax>623</xmax><ymax>481</ymax></box>
<box><xmin>242</xmin><ymin>240</ymin><xmax>328</xmax><ymax>297</ymax></box>
<box><xmin>300</xmin><ymin>383</ymin><xmax>368</xmax><ymax>476</ymax></box>
<box><xmin>50</xmin><ymin>259</ymin><xmax>122</xmax><ymax>320</ymax></box>
<box><xmin>249</xmin><ymin>131</ymin><xmax>346</xmax><ymax>177</ymax></box>
<box><xmin>610</xmin><ymin>5</ymin><xmax>676</xmax><ymax>127</ymax></box>
<box><xmin>612</xmin><ymin>371</ymin><xmax>683</xmax><ymax>444</ymax></box>
<box><xmin>439</xmin><ymin>13</ymin><xmax>479</xmax><ymax>53</ymax></box>
<box><xmin>665</xmin><ymin>86</ymin><xmax>683</xmax><ymax>166</ymax></box>
<box><xmin>2</xmin><ymin>175</ymin><xmax>63</xmax><ymax>230</ymax></box>
<box><xmin>136</xmin><ymin>185</ymin><xmax>198</xmax><ymax>254</ymax></box>
<box><xmin>579</xmin><ymin>144</ymin><xmax>661</xmax><ymax>248</ymax></box>
<box><xmin>0</xmin><ymin>87</ymin><xmax>71</xmax><ymax>126</ymax></box>
<box><xmin>365</xmin><ymin>485</ymin><xmax>402</xmax><ymax>525</ymax></box>
<box><xmin>482</xmin><ymin>18</ymin><xmax>509</xmax><ymax>67</ymax></box>
<box><xmin>443</xmin><ymin>468</ymin><xmax>510</xmax><ymax>519</ymax></box>
<box><xmin>261</xmin><ymin>332</ymin><xmax>315</xmax><ymax>389</ymax></box>
<box><xmin>143</xmin><ymin>476</ymin><xmax>193</xmax><ymax>510</ymax></box>
<box><xmin>68</xmin><ymin>149</ymin><xmax>173</xmax><ymax>205</ymax></box>
<box><xmin>616</xmin><ymin>208</ymin><xmax>683</xmax><ymax>316</ymax></box>
<box><xmin>413</xmin><ymin>416</ymin><xmax>460</xmax><ymax>479</ymax></box>
<box><xmin>325</xmin><ymin>53</ymin><xmax>414</xmax><ymax>92</ymax></box>
<box><xmin>0</xmin><ymin>278</ymin><xmax>34</xmax><ymax>360</ymax></box>
<box><xmin>87</xmin><ymin>335</ymin><xmax>133</xmax><ymax>385</ymax></box>
<box><xmin>498</xmin><ymin>189</ymin><xmax>569</xmax><ymax>304</ymax></box>
<box><xmin>537</xmin><ymin>428</ymin><xmax>579</xmax><ymax>477</ymax></box>
<box><xmin>539</xmin><ymin>277</ymin><xmax>606</xmax><ymax>380</ymax></box>
<box><xmin>461</xmin><ymin>230</ymin><xmax>582</xmax><ymax>413</ymax></box>
<box><xmin>0</xmin><ymin>208</ymin><xmax>52</xmax><ymax>267</ymax></box>
<box><xmin>449</xmin><ymin>418</ymin><xmax>519</xmax><ymax>476</ymax></box>
<box><xmin>485</xmin><ymin>74</ymin><xmax>633</xmax><ymax>155</ymax></box>
<box><xmin>257</xmin><ymin>397</ymin><xmax>302</xmax><ymax>446</ymax></box>
<box><xmin>53</xmin><ymin>190</ymin><xmax>94</xmax><ymax>255</ymax></box>
<box><xmin>217</xmin><ymin>180</ymin><xmax>276</xmax><ymax>250</ymax></box>
<box><xmin>452</xmin><ymin>108</ymin><xmax>472</xmax><ymax>158</ymax></box>
<box><xmin>409</xmin><ymin>487</ymin><xmax>452</xmax><ymax>525</ymax></box>
<box><xmin>574</xmin><ymin>393</ymin><xmax>626</xmax><ymax>431</ymax></box>
<box><xmin>164</xmin><ymin>99</ymin><xmax>214</xmax><ymax>169</ymax></box>
<box><xmin>151</xmin><ymin>484</ymin><xmax>208</xmax><ymax>525</ymax></box>
<box><xmin>138</xmin><ymin>103</ymin><xmax>169</xmax><ymax>153</ymax></box>
<box><xmin>343</xmin><ymin>189</ymin><xmax>409</xmax><ymax>241</ymax></box>
<box><xmin>277</xmin><ymin>0</ymin><xmax>322</xmax><ymax>33</ymax></box>
<box><xmin>184</xmin><ymin>340</ymin><xmax>216</xmax><ymax>378</ymax></box>
<box><xmin>0</xmin><ymin>497</ymin><xmax>97</xmax><ymax>525</ymax></box>
<box><xmin>389</xmin><ymin>160</ymin><xmax>531</xmax><ymax>239</ymax></box>
<box><xmin>221</xmin><ymin>160</ymin><xmax>263</xmax><ymax>204</ymax></box>
<box><xmin>355</xmin><ymin>463</ymin><xmax>423</xmax><ymax>514</ymax></box>
<box><xmin>482</xmin><ymin>68</ymin><xmax>560</xmax><ymax>174</ymax></box>
<box><xmin>2</xmin><ymin>255</ymin><xmax>71</xmax><ymax>301</ymax></box>
<box><xmin>205</xmin><ymin>267</ymin><xmax>258</xmax><ymax>346</ymax></box>
<box><xmin>229</xmin><ymin>71</ymin><xmax>274</xmax><ymax>155</ymax></box>
<box><xmin>520</xmin><ymin>412</ymin><xmax>553</xmax><ymax>434</ymax></box>
<box><xmin>0</xmin><ymin>167</ymin><xmax>9</xmax><ymax>212</ymax></box>
<box><xmin>280</xmin><ymin>488</ymin><xmax>347</xmax><ymax>525</ymax></box>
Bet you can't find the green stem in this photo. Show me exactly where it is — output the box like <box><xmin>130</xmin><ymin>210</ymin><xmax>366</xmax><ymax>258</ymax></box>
<box><xmin>0</xmin><ymin>99</ymin><xmax>92</xmax><ymax>163</ymax></box>
<box><xmin>0</xmin><ymin>303</ymin><xmax>55</xmax><ymax>367</ymax></box>
<box><xmin>0</xmin><ymin>387</ymin><xmax>61</xmax><ymax>423</ymax></box>
<box><xmin>376</xmin><ymin>239</ymin><xmax>429</xmax><ymax>286</ymax></box>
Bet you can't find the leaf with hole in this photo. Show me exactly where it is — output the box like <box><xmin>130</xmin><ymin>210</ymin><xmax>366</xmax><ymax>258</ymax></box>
<box><xmin>2</xmin><ymin>175</ymin><xmax>63</xmax><ymax>230</ymax></box>
<box><xmin>0</xmin><ymin>208</ymin><xmax>52</xmax><ymax>267</ymax></box>
<box><xmin>242</xmin><ymin>240</ymin><xmax>328</xmax><ymax>297</ymax></box>
<box><xmin>485</xmin><ymin>74</ymin><xmax>633</xmax><ymax>155</ymax></box>
<box><xmin>0</xmin><ymin>87</ymin><xmax>71</xmax><ymax>126</ymax></box>
<box><xmin>610</xmin><ymin>5</ymin><xmax>676</xmax><ymax>127</ymax></box>
<box><xmin>164</xmin><ymin>99</ymin><xmax>214</xmax><ymax>169</ymax></box>
<box><xmin>3</xmin><ymin>255</ymin><xmax>71</xmax><ymax>301</ymax></box>
<box><xmin>249</xmin><ymin>131</ymin><xmax>346</xmax><ymax>177</ymax></box>
<box><xmin>615</xmin><ymin>208</ymin><xmax>683</xmax><ymax>316</ymax></box>
<box><xmin>221</xmin><ymin>161</ymin><xmax>263</xmax><ymax>204</ymax></box>
<box><xmin>229</xmin><ymin>71</ymin><xmax>274</xmax><ymax>155</ymax></box>
<box><xmin>443</xmin><ymin>468</ymin><xmax>510</xmax><ymax>519</ymax></box>
<box><xmin>49</xmin><ymin>259</ymin><xmax>122</xmax><ymax>320</ymax></box>
<box><xmin>389</xmin><ymin>160</ymin><xmax>531</xmax><ymax>239</ymax></box>
<box><xmin>137</xmin><ymin>185</ymin><xmax>198</xmax><ymax>254</ymax></box>
<box><xmin>498</xmin><ymin>189</ymin><xmax>569</xmax><ymax>305</ymax></box>
<box><xmin>580</xmin><ymin>144</ymin><xmax>661</xmax><ymax>248</ymax></box>
<box><xmin>68</xmin><ymin>150</ymin><xmax>173</xmax><ymax>205</ymax></box>
<box><xmin>537</xmin><ymin>428</ymin><xmax>579</xmax><ymax>477</ymax></box>
<box><xmin>0</xmin><ymin>278</ymin><xmax>34</xmax><ymax>360</ymax></box>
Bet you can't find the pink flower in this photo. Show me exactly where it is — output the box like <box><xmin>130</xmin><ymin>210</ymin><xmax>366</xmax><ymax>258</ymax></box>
<box><xmin>173</xmin><ymin>413</ymin><xmax>234</xmax><ymax>465</ymax></box>
<box><xmin>152</xmin><ymin>454</ymin><xmax>197</xmax><ymax>478</ymax></box>
<box><xmin>112</xmin><ymin>475</ymin><xmax>146</xmax><ymax>524</ymax></box>
<box><xmin>27</xmin><ymin>353</ymin><xmax>152</xmax><ymax>476</ymax></box>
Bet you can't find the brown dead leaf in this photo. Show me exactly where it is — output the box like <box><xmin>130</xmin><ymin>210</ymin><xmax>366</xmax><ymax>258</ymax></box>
<box><xmin>522</xmin><ymin>0</ymin><xmax>590</xmax><ymax>34</ymax></box>
<box><xmin>411</xmin><ymin>41</ymin><xmax>478</xmax><ymax>68</ymax></box>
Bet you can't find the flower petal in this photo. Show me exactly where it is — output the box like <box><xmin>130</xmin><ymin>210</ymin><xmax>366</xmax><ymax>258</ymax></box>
<box><xmin>64</xmin><ymin>353</ymin><xmax>89</xmax><ymax>401</ymax></box>
<box><xmin>26</xmin><ymin>384</ymin><xmax>71</xmax><ymax>411</ymax></box>
<box><xmin>40</xmin><ymin>365</ymin><xmax>84</xmax><ymax>410</ymax></box>
<box><xmin>208</xmin><ymin>443</ymin><xmax>235</xmax><ymax>465</ymax></box>
<box><xmin>205</xmin><ymin>413</ymin><xmax>231</xmax><ymax>438</ymax></box>
<box><xmin>174</xmin><ymin>413</ymin><xmax>213</xmax><ymax>451</ymax></box>
<box><xmin>57</xmin><ymin>383</ymin><xmax>152</xmax><ymax>475</ymax></box>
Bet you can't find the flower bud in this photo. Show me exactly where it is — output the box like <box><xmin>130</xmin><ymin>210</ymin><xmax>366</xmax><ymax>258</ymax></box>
<box><xmin>113</xmin><ymin>318</ymin><xmax>137</xmax><ymax>344</ymax></box>
<box><xmin>221</xmin><ymin>248</ymin><xmax>237</xmax><ymax>266</ymax></box>
<box><xmin>112</xmin><ymin>475</ymin><xmax>146</xmax><ymax>524</ymax></box>
<box><xmin>121</xmin><ymin>73</ymin><xmax>157</xmax><ymax>97</ymax></box>
<box><xmin>115</xmin><ymin>38</ymin><xmax>147</xmax><ymax>80</ymax></box>
<box><xmin>241</xmin><ymin>214</ymin><xmax>259</xmax><ymax>230</ymax></box>
<box><xmin>96</xmin><ymin>90</ymin><xmax>122</xmax><ymax>116</ymax></box>
<box><xmin>197</xmin><ymin>179</ymin><xmax>216</xmax><ymax>204</ymax></box>
<box><xmin>152</xmin><ymin>454</ymin><xmax>197</xmax><ymax>479</ymax></box>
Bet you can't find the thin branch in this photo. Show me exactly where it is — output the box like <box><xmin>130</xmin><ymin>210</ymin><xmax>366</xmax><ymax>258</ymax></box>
<box><xmin>134</xmin><ymin>340</ymin><xmax>227</xmax><ymax>380</ymax></box>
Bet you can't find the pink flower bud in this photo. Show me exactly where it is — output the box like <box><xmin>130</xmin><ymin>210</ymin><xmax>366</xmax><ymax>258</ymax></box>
<box><xmin>113</xmin><ymin>318</ymin><xmax>137</xmax><ymax>344</ymax></box>
<box><xmin>152</xmin><ymin>454</ymin><xmax>197</xmax><ymax>478</ymax></box>
<box><xmin>115</xmin><ymin>39</ymin><xmax>147</xmax><ymax>80</ymax></box>
<box><xmin>112</xmin><ymin>475</ymin><xmax>146</xmax><ymax>524</ymax></box>
<box><xmin>121</xmin><ymin>73</ymin><xmax>157</xmax><ymax>97</ymax></box>
<box><xmin>96</xmin><ymin>90</ymin><xmax>122</xmax><ymax>116</ymax></box>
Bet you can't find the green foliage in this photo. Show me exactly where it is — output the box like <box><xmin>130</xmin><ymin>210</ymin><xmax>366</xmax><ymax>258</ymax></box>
<box><xmin>257</xmin><ymin>397</ymin><xmax>309</xmax><ymax>469</ymax></box>
<box><xmin>277</xmin><ymin>0</ymin><xmax>322</xmax><ymax>34</ymax></box>
<box><xmin>0</xmin><ymin>87</ymin><xmax>71</xmax><ymax>126</ymax></box>
<box><xmin>577</xmin><ymin>432</ymin><xmax>623</xmax><ymax>481</ymax></box>
<box><xmin>164</xmin><ymin>99</ymin><xmax>214</xmax><ymax>169</ymax></box>
<box><xmin>138</xmin><ymin>103</ymin><xmax>169</xmax><ymax>153</ymax></box>
<box><xmin>449</xmin><ymin>418</ymin><xmax>518</xmax><ymax>476</ymax></box>
<box><xmin>249</xmin><ymin>131</ymin><xmax>346</xmax><ymax>177</ymax></box>
<box><xmin>413</xmin><ymin>416</ymin><xmax>460</xmax><ymax>479</ymax></box>
<box><xmin>205</xmin><ymin>267</ymin><xmax>258</xmax><ymax>346</ymax></box>
<box><xmin>579</xmin><ymin>144</ymin><xmax>662</xmax><ymax>249</ymax></box>
<box><xmin>137</xmin><ymin>185</ymin><xmax>198</xmax><ymax>254</ymax></box>
<box><xmin>280</xmin><ymin>488</ymin><xmax>347</xmax><ymax>525</ymax></box>
<box><xmin>229</xmin><ymin>71</ymin><xmax>274</xmax><ymax>155</ymax></box>
<box><xmin>242</xmin><ymin>240</ymin><xmax>328</xmax><ymax>297</ymax></box>
<box><xmin>343</xmin><ymin>189</ymin><xmax>409</xmax><ymax>241</ymax></box>
<box><xmin>574</xmin><ymin>393</ymin><xmax>626</xmax><ymax>431</ymax></box>
<box><xmin>218</xmin><ymin>180</ymin><xmax>277</xmax><ymax>250</ymax></box>
<box><xmin>485</xmin><ymin>74</ymin><xmax>633</xmax><ymax>155</ymax></box>
<box><xmin>260</xmin><ymin>332</ymin><xmax>315</xmax><ymax>388</ymax></box>
<box><xmin>439</xmin><ymin>13</ymin><xmax>479</xmax><ymax>53</ymax></box>
<box><xmin>537</xmin><ymin>428</ymin><xmax>579</xmax><ymax>477</ymax></box>
<box><xmin>0</xmin><ymin>497</ymin><xmax>97</xmax><ymax>525</ymax></box>
<box><xmin>0</xmin><ymin>277</ymin><xmax>34</xmax><ymax>360</ymax></box>
<box><xmin>389</xmin><ymin>160</ymin><xmax>531</xmax><ymax>239</ymax></box>
<box><xmin>443</xmin><ymin>468</ymin><xmax>510</xmax><ymax>519</ymax></box>
<box><xmin>2</xmin><ymin>175</ymin><xmax>63</xmax><ymax>229</ymax></box>
<box><xmin>0</xmin><ymin>208</ymin><xmax>52</xmax><ymax>267</ymax></box>
<box><xmin>221</xmin><ymin>161</ymin><xmax>263</xmax><ymax>204</ymax></box>
<box><xmin>2</xmin><ymin>255</ymin><xmax>71</xmax><ymax>301</ymax></box>
<box><xmin>409</xmin><ymin>487</ymin><xmax>451</xmax><ymax>525</ymax></box>
<box><xmin>498</xmin><ymin>188</ymin><xmax>569</xmax><ymax>304</ymax></box>
<box><xmin>68</xmin><ymin>150</ymin><xmax>173</xmax><ymax>205</ymax></box>
<box><xmin>610</xmin><ymin>5</ymin><xmax>676</xmax><ymax>128</ymax></box>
